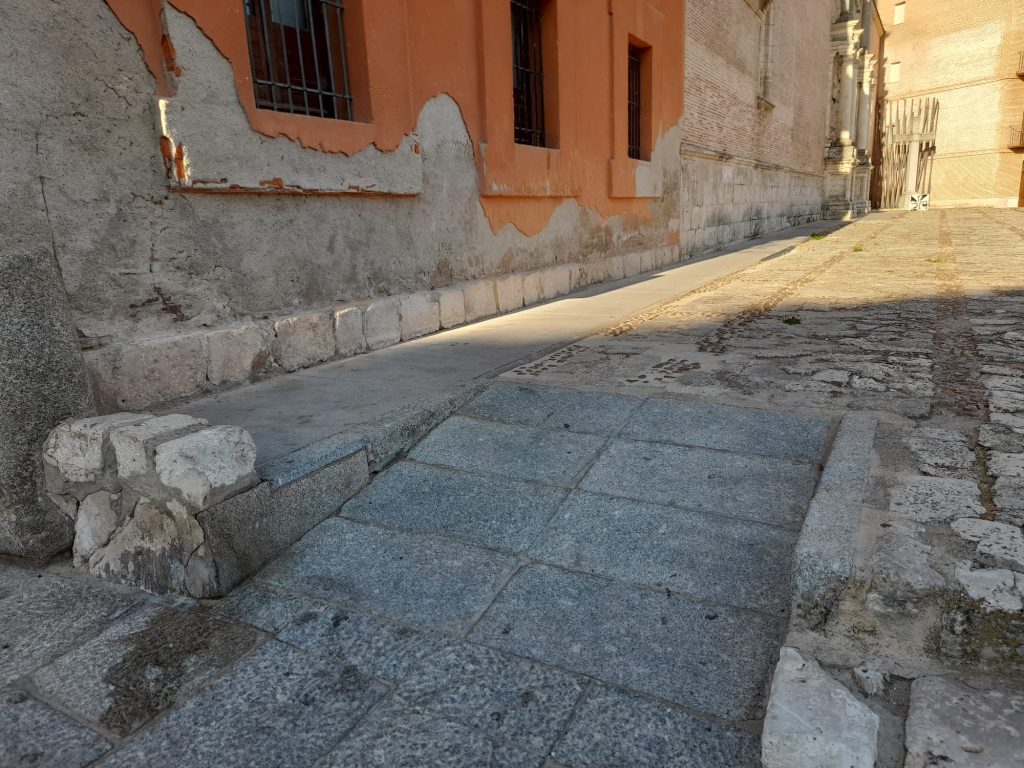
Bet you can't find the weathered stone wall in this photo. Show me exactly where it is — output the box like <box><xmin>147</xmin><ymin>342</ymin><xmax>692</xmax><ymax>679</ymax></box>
<box><xmin>876</xmin><ymin>0</ymin><xmax>1024</xmax><ymax>207</ymax></box>
<box><xmin>680</xmin><ymin>0</ymin><xmax>833</xmax><ymax>253</ymax></box>
<box><xmin>0</xmin><ymin>0</ymin><xmax>684</xmax><ymax>412</ymax></box>
<box><xmin>680</xmin><ymin>151</ymin><xmax>824</xmax><ymax>257</ymax></box>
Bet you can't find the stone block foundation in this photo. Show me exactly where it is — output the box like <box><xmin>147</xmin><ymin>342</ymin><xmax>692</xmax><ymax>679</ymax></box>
<box><xmin>84</xmin><ymin>246</ymin><xmax>678</xmax><ymax>413</ymax></box>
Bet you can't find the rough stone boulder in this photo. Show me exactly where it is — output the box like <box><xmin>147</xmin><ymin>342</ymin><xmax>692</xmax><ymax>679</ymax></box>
<box><xmin>44</xmin><ymin>413</ymin><xmax>258</xmax><ymax>596</ymax></box>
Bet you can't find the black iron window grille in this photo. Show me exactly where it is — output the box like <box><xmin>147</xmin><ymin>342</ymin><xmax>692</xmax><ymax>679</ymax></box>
<box><xmin>627</xmin><ymin>45</ymin><xmax>642</xmax><ymax>160</ymax></box>
<box><xmin>244</xmin><ymin>0</ymin><xmax>353</xmax><ymax>120</ymax></box>
<box><xmin>512</xmin><ymin>0</ymin><xmax>546</xmax><ymax>147</ymax></box>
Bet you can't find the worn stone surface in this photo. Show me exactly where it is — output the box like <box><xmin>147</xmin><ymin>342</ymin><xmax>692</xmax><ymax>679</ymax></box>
<box><xmin>31</xmin><ymin>605</ymin><xmax>259</xmax><ymax>736</ymax></box>
<box><xmin>889</xmin><ymin>476</ymin><xmax>986</xmax><ymax>523</ymax></box>
<box><xmin>410</xmin><ymin>415</ymin><xmax>606</xmax><ymax>486</ymax></box>
<box><xmin>153</xmin><ymin>426</ymin><xmax>258</xmax><ymax>510</ymax></box>
<box><xmin>0</xmin><ymin>570</ymin><xmax>140</xmax><ymax>687</ymax></box>
<box><xmin>0</xmin><ymin>688</ymin><xmax>111</xmax><ymax>768</ymax></box>
<box><xmin>43</xmin><ymin>413</ymin><xmax>150</xmax><ymax>490</ymax></box>
<box><xmin>0</xmin><ymin>247</ymin><xmax>95</xmax><ymax>558</ymax></box>
<box><xmin>470</xmin><ymin>564</ymin><xmax>783</xmax><ymax>720</ymax></box>
<box><xmin>342</xmin><ymin>461</ymin><xmax>566</xmax><ymax>552</ymax></box>
<box><xmin>73</xmin><ymin>490</ymin><xmax>121</xmax><ymax>565</ymax></box>
<box><xmin>494</xmin><ymin>273</ymin><xmax>525</xmax><ymax>313</ymax></box>
<box><xmin>462</xmin><ymin>279</ymin><xmax>497</xmax><ymax>322</ymax></box>
<box><xmin>954</xmin><ymin>563</ymin><xmax>1024</xmax><ymax>612</ymax></box>
<box><xmin>207</xmin><ymin>324</ymin><xmax>267</xmax><ymax>386</ymax></box>
<box><xmin>258</xmin><ymin>518</ymin><xmax>518</xmax><ymax>633</ymax></box>
<box><xmin>434</xmin><ymin>286</ymin><xmax>466</xmax><ymax>328</ymax></box>
<box><xmin>580</xmin><ymin>438</ymin><xmax>817</xmax><ymax>526</ymax></box>
<box><xmin>552</xmin><ymin>686</ymin><xmax>760</xmax><ymax>768</ymax></box>
<box><xmin>399</xmin><ymin>292</ymin><xmax>440</xmax><ymax>341</ymax></box>
<box><xmin>363</xmin><ymin>297</ymin><xmax>402</xmax><ymax>351</ymax></box>
<box><xmin>460</xmin><ymin>381</ymin><xmax>642</xmax><ymax>435</ymax></box>
<box><xmin>88</xmin><ymin>334</ymin><xmax>209</xmax><ymax>412</ymax></box>
<box><xmin>761</xmin><ymin>648</ymin><xmax>879</xmax><ymax>768</ymax></box>
<box><xmin>869</xmin><ymin>532</ymin><xmax>946</xmax><ymax>598</ymax></box>
<box><xmin>622</xmin><ymin>398</ymin><xmax>831</xmax><ymax>462</ymax></box>
<box><xmin>532</xmin><ymin>490</ymin><xmax>797</xmax><ymax>614</ymax></box>
<box><xmin>271</xmin><ymin>312</ymin><xmax>335</xmax><ymax>372</ymax></box>
<box><xmin>904</xmin><ymin>677</ymin><xmax>1024</xmax><ymax>768</ymax></box>
<box><xmin>952</xmin><ymin>517</ymin><xmax>1024</xmax><ymax>569</ymax></box>
<box><xmin>108</xmin><ymin>414</ymin><xmax>208</xmax><ymax>482</ymax></box>
<box><xmin>333</xmin><ymin>305</ymin><xmax>367</xmax><ymax>357</ymax></box>
<box><xmin>94</xmin><ymin>641</ymin><xmax>386</xmax><ymax>768</ymax></box>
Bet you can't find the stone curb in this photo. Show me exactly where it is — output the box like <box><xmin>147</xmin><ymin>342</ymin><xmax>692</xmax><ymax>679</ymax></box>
<box><xmin>85</xmin><ymin>246</ymin><xmax>680</xmax><ymax>412</ymax></box>
<box><xmin>792</xmin><ymin>412</ymin><xmax>878</xmax><ymax>627</ymax></box>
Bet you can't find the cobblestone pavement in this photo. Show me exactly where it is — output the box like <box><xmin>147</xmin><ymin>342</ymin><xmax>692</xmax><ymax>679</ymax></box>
<box><xmin>3</xmin><ymin>209</ymin><xmax>1024</xmax><ymax>767</ymax></box>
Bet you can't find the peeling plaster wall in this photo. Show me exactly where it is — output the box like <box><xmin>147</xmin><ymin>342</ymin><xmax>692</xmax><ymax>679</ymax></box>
<box><xmin>1</xmin><ymin>0</ymin><xmax>685</xmax><ymax>412</ymax></box>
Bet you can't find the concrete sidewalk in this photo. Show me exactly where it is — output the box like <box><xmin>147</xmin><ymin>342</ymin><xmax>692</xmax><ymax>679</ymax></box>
<box><xmin>177</xmin><ymin>221</ymin><xmax>834</xmax><ymax>483</ymax></box>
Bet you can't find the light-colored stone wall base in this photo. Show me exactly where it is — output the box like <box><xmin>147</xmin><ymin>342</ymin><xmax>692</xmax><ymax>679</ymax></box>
<box><xmin>85</xmin><ymin>246</ymin><xmax>679</xmax><ymax>413</ymax></box>
<box><xmin>42</xmin><ymin>412</ymin><xmax>369</xmax><ymax>597</ymax></box>
<box><xmin>679</xmin><ymin>150</ymin><xmax>824</xmax><ymax>259</ymax></box>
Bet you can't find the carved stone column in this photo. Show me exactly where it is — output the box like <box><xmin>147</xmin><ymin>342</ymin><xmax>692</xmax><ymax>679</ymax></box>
<box><xmin>856</xmin><ymin>54</ymin><xmax>876</xmax><ymax>154</ymax></box>
<box><xmin>838</xmin><ymin>53</ymin><xmax>858</xmax><ymax>146</ymax></box>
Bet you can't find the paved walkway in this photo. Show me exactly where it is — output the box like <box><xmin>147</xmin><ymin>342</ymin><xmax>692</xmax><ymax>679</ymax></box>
<box><xmin>4</xmin><ymin>209</ymin><xmax>1024</xmax><ymax>767</ymax></box>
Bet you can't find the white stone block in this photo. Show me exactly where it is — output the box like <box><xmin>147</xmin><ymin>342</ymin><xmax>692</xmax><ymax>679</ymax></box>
<box><xmin>494</xmin><ymin>274</ymin><xmax>525</xmax><ymax>313</ymax></box>
<box><xmin>399</xmin><ymin>292</ymin><xmax>440</xmax><ymax>341</ymax></box>
<box><xmin>463</xmin><ymin>279</ymin><xmax>497</xmax><ymax>322</ymax></box>
<box><xmin>110</xmin><ymin>414</ymin><xmax>208</xmax><ymax>480</ymax></box>
<box><xmin>762</xmin><ymin>648</ymin><xmax>879</xmax><ymax>768</ymax></box>
<box><xmin>623</xmin><ymin>252</ymin><xmax>644</xmax><ymax>277</ymax></box>
<box><xmin>954</xmin><ymin>562</ymin><xmax>1023</xmax><ymax>612</ymax></box>
<box><xmin>539</xmin><ymin>265</ymin><xmax>571</xmax><ymax>300</ymax></box>
<box><xmin>154</xmin><ymin>425</ymin><xmax>257</xmax><ymax>510</ymax></box>
<box><xmin>434</xmin><ymin>287</ymin><xmax>466</xmax><ymax>328</ymax></box>
<box><xmin>207</xmin><ymin>324</ymin><xmax>267</xmax><ymax>385</ymax></box>
<box><xmin>73</xmin><ymin>490</ymin><xmax>121</xmax><ymax>566</ymax></box>
<box><xmin>333</xmin><ymin>305</ymin><xmax>367</xmax><ymax>357</ymax></box>
<box><xmin>952</xmin><ymin>517</ymin><xmax>1024</xmax><ymax>568</ymax></box>
<box><xmin>607</xmin><ymin>255</ymin><xmax>626</xmax><ymax>280</ymax></box>
<box><xmin>363</xmin><ymin>297</ymin><xmax>402</xmax><ymax>350</ymax></box>
<box><xmin>272</xmin><ymin>312</ymin><xmax>334</xmax><ymax>372</ymax></box>
<box><xmin>640</xmin><ymin>250</ymin><xmax>656</xmax><ymax>272</ymax></box>
<box><xmin>43</xmin><ymin>413</ymin><xmax>152</xmax><ymax>487</ymax></box>
<box><xmin>522</xmin><ymin>271</ymin><xmax>543</xmax><ymax>305</ymax></box>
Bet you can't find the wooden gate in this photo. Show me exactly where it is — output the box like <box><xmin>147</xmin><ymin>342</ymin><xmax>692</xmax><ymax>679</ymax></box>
<box><xmin>878</xmin><ymin>97</ymin><xmax>939</xmax><ymax>210</ymax></box>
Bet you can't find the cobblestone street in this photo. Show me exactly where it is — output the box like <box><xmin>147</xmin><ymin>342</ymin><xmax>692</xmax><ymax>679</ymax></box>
<box><xmin>3</xmin><ymin>210</ymin><xmax>1024</xmax><ymax>767</ymax></box>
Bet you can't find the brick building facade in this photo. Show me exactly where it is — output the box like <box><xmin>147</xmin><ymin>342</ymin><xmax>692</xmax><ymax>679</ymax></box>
<box><xmin>876</xmin><ymin>0</ymin><xmax>1024</xmax><ymax>207</ymax></box>
<box><xmin>679</xmin><ymin>0</ymin><xmax>834</xmax><ymax>252</ymax></box>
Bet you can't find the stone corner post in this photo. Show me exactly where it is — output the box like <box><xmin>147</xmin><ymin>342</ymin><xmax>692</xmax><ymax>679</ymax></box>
<box><xmin>0</xmin><ymin>247</ymin><xmax>95</xmax><ymax>559</ymax></box>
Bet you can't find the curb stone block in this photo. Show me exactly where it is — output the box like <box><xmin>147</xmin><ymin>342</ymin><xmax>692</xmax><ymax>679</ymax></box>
<box><xmin>434</xmin><ymin>287</ymin><xmax>466</xmax><ymax>328</ymax></box>
<box><xmin>539</xmin><ymin>265</ymin><xmax>571</xmax><ymax>300</ymax></box>
<box><xmin>153</xmin><ymin>426</ymin><xmax>258</xmax><ymax>510</ymax></box>
<box><xmin>272</xmin><ymin>312</ymin><xmax>335</xmax><ymax>372</ymax></box>
<box><xmin>108</xmin><ymin>414</ymin><xmax>208</xmax><ymax>482</ymax></box>
<box><xmin>494</xmin><ymin>274</ymin><xmax>525</xmax><ymax>313</ymax></box>
<box><xmin>522</xmin><ymin>272</ymin><xmax>543</xmax><ymax>305</ymax></box>
<box><xmin>43</xmin><ymin>413</ymin><xmax>152</xmax><ymax>491</ymax></box>
<box><xmin>333</xmin><ymin>305</ymin><xmax>367</xmax><ymax>357</ymax></box>
<box><xmin>399</xmin><ymin>292</ymin><xmax>440</xmax><ymax>341</ymax></box>
<box><xmin>363</xmin><ymin>297</ymin><xmax>402</xmax><ymax>350</ymax></box>
<box><xmin>762</xmin><ymin>648</ymin><xmax>879</xmax><ymax>768</ymax></box>
<box><xmin>207</xmin><ymin>324</ymin><xmax>268</xmax><ymax>385</ymax></box>
<box><xmin>463</xmin><ymin>279</ymin><xmax>497</xmax><ymax>322</ymax></box>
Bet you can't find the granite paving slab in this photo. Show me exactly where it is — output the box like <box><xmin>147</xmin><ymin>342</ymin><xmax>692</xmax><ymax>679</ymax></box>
<box><xmin>551</xmin><ymin>686</ymin><xmax>761</xmax><ymax>768</ymax></box>
<box><xmin>31</xmin><ymin>604</ymin><xmax>261</xmax><ymax>735</ymax></box>
<box><xmin>531</xmin><ymin>490</ymin><xmax>797</xmax><ymax>615</ymax></box>
<box><xmin>257</xmin><ymin>518</ymin><xmax>519</xmax><ymax>634</ymax></box>
<box><xmin>320</xmin><ymin>697</ymin><xmax>539</xmax><ymax>768</ymax></box>
<box><xmin>408</xmin><ymin>415</ymin><xmax>606</xmax><ymax>485</ymax></box>
<box><xmin>470</xmin><ymin>565</ymin><xmax>783</xmax><ymax>720</ymax></box>
<box><xmin>579</xmin><ymin>438</ymin><xmax>817</xmax><ymax>527</ymax></box>
<box><xmin>0</xmin><ymin>688</ymin><xmax>111</xmax><ymax>768</ymax></box>
<box><xmin>460</xmin><ymin>381</ymin><xmax>643</xmax><ymax>435</ymax></box>
<box><xmin>94</xmin><ymin>641</ymin><xmax>387</xmax><ymax>768</ymax></box>
<box><xmin>342</xmin><ymin>460</ymin><xmax>567</xmax><ymax>552</ymax></box>
<box><xmin>622</xmin><ymin>398</ymin><xmax>831</xmax><ymax>463</ymax></box>
<box><xmin>389</xmin><ymin>643</ymin><xmax>584</xmax><ymax>756</ymax></box>
<box><xmin>0</xmin><ymin>572</ymin><xmax>140</xmax><ymax>687</ymax></box>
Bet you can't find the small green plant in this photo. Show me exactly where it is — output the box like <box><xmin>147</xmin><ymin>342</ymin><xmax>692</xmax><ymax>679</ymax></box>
<box><xmin>809</xmin><ymin>233</ymin><xmax>826</xmax><ymax>240</ymax></box>
<box><xmin>852</xmin><ymin>246</ymin><xmax>864</xmax><ymax>252</ymax></box>
<box><xmin>781</xmin><ymin>315</ymin><xmax>802</xmax><ymax>325</ymax></box>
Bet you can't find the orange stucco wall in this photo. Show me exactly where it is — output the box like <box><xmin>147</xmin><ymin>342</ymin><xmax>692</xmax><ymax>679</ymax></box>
<box><xmin>104</xmin><ymin>0</ymin><xmax>684</xmax><ymax>235</ymax></box>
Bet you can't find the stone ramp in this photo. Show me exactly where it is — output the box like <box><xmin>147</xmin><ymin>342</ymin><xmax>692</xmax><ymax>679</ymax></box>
<box><xmin>207</xmin><ymin>381</ymin><xmax>833</xmax><ymax>764</ymax></box>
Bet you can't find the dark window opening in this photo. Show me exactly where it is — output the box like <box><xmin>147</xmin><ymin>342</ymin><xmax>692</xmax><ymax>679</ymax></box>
<box><xmin>512</xmin><ymin>0</ymin><xmax>546</xmax><ymax>147</ymax></box>
<box><xmin>627</xmin><ymin>45</ymin><xmax>643</xmax><ymax>160</ymax></box>
<box><xmin>244</xmin><ymin>0</ymin><xmax>353</xmax><ymax>120</ymax></box>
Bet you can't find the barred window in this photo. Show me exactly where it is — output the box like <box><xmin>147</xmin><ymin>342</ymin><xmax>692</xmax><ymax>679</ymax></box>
<box><xmin>511</xmin><ymin>0</ymin><xmax>547</xmax><ymax>147</ymax></box>
<box><xmin>627</xmin><ymin>45</ymin><xmax>642</xmax><ymax>160</ymax></box>
<box><xmin>244</xmin><ymin>0</ymin><xmax>353</xmax><ymax>120</ymax></box>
